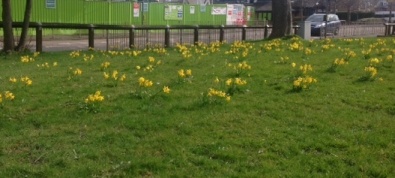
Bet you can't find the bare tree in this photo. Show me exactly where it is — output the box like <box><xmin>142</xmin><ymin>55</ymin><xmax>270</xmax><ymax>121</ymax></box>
<box><xmin>2</xmin><ymin>0</ymin><xmax>32</xmax><ymax>53</ymax></box>
<box><xmin>15</xmin><ymin>0</ymin><xmax>32</xmax><ymax>51</ymax></box>
<box><xmin>336</xmin><ymin>0</ymin><xmax>362</xmax><ymax>22</ymax></box>
<box><xmin>270</xmin><ymin>0</ymin><xmax>293</xmax><ymax>38</ymax></box>
<box><xmin>2</xmin><ymin>0</ymin><xmax>14</xmax><ymax>53</ymax></box>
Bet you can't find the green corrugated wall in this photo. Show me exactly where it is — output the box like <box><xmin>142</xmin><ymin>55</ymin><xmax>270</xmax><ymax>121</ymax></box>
<box><xmin>84</xmin><ymin>1</ymin><xmax>110</xmax><ymax>24</ymax></box>
<box><xmin>0</xmin><ymin>0</ymin><xmax>254</xmax><ymax>26</ymax></box>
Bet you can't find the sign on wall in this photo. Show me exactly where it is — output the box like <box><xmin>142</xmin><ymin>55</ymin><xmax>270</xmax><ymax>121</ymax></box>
<box><xmin>190</xmin><ymin>6</ymin><xmax>195</xmax><ymax>14</ymax></box>
<box><xmin>200</xmin><ymin>5</ymin><xmax>206</xmax><ymax>13</ymax></box>
<box><xmin>133</xmin><ymin>3</ymin><xmax>140</xmax><ymax>17</ymax></box>
<box><xmin>46</xmin><ymin>0</ymin><xmax>56</xmax><ymax>9</ymax></box>
<box><xmin>143</xmin><ymin>3</ymin><xmax>149</xmax><ymax>12</ymax></box>
<box><xmin>164</xmin><ymin>5</ymin><xmax>183</xmax><ymax>20</ymax></box>
<box><xmin>211</xmin><ymin>7</ymin><xmax>226</xmax><ymax>15</ymax></box>
<box><xmin>226</xmin><ymin>4</ymin><xmax>244</xmax><ymax>25</ymax></box>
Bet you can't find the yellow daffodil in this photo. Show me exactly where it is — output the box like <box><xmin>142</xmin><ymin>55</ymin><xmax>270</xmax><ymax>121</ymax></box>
<box><xmin>178</xmin><ymin>69</ymin><xmax>185</xmax><ymax>78</ymax></box>
<box><xmin>85</xmin><ymin>91</ymin><xmax>105</xmax><ymax>103</ymax></box>
<box><xmin>148</xmin><ymin>56</ymin><xmax>155</xmax><ymax>63</ymax></box>
<box><xmin>120</xmin><ymin>74</ymin><xmax>126</xmax><ymax>82</ymax></box>
<box><xmin>4</xmin><ymin>91</ymin><xmax>15</xmax><ymax>100</ymax></box>
<box><xmin>226</xmin><ymin>78</ymin><xmax>233</xmax><ymax>86</ymax></box>
<box><xmin>214</xmin><ymin>77</ymin><xmax>220</xmax><ymax>83</ymax></box>
<box><xmin>186</xmin><ymin>69</ymin><xmax>192</xmax><ymax>76</ymax></box>
<box><xmin>163</xmin><ymin>86</ymin><xmax>171</xmax><ymax>94</ymax></box>
<box><xmin>103</xmin><ymin>72</ymin><xmax>110</xmax><ymax>79</ymax></box>
<box><xmin>73</xmin><ymin>68</ymin><xmax>82</xmax><ymax>75</ymax></box>
<box><xmin>112</xmin><ymin>70</ymin><xmax>119</xmax><ymax>80</ymax></box>
<box><xmin>9</xmin><ymin>77</ymin><xmax>17</xmax><ymax>83</ymax></box>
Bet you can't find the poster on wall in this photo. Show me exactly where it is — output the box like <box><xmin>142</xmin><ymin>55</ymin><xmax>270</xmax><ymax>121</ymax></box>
<box><xmin>211</xmin><ymin>7</ymin><xmax>226</xmax><ymax>15</ymax></box>
<box><xmin>190</xmin><ymin>6</ymin><xmax>195</xmax><ymax>14</ymax></box>
<box><xmin>133</xmin><ymin>3</ymin><xmax>140</xmax><ymax>17</ymax></box>
<box><xmin>226</xmin><ymin>4</ymin><xmax>244</xmax><ymax>25</ymax></box>
<box><xmin>200</xmin><ymin>5</ymin><xmax>206</xmax><ymax>13</ymax></box>
<box><xmin>143</xmin><ymin>3</ymin><xmax>149</xmax><ymax>12</ymax></box>
<box><xmin>246</xmin><ymin>6</ymin><xmax>252</xmax><ymax>21</ymax></box>
<box><xmin>46</xmin><ymin>0</ymin><xmax>56</xmax><ymax>9</ymax></box>
<box><xmin>164</xmin><ymin>5</ymin><xmax>183</xmax><ymax>20</ymax></box>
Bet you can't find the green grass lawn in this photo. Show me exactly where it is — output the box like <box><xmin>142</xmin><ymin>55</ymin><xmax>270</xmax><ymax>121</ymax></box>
<box><xmin>0</xmin><ymin>37</ymin><xmax>394</xmax><ymax>177</ymax></box>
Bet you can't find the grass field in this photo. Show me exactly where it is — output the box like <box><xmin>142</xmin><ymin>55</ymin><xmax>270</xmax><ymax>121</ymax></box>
<box><xmin>0</xmin><ymin>37</ymin><xmax>394</xmax><ymax>177</ymax></box>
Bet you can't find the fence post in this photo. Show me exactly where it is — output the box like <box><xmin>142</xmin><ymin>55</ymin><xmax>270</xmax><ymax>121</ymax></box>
<box><xmin>385</xmin><ymin>23</ymin><xmax>391</xmax><ymax>36</ymax></box>
<box><xmin>242</xmin><ymin>25</ymin><xmax>247</xmax><ymax>41</ymax></box>
<box><xmin>220</xmin><ymin>25</ymin><xmax>224</xmax><ymax>42</ymax></box>
<box><xmin>35</xmin><ymin>23</ymin><xmax>43</xmax><ymax>52</ymax></box>
<box><xmin>294</xmin><ymin>25</ymin><xmax>299</xmax><ymax>35</ymax></box>
<box><xmin>194</xmin><ymin>25</ymin><xmax>199</xmax><ymax>44</ymax></box>
<box><xmin>129</xmin><ymin>25</ymin><xmax>135</xmax><ymax>49</ymax></box>
<box><xmin>165</xmin><ymin>25</ymin><xmax>170</xmax><ymax>48</ymax></box>
<box><xmin>88</xmin><ymin>24</ymin><xmax>95</xmax><ymax>49</ymax></box>
<box><xmin>264</xmin><ymin>25</ymin><xmax>269</xmax><ymax>38</ymax></box>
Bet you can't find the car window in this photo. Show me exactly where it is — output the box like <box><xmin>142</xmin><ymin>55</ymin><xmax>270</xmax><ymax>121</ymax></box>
<box><xmin>306</xmin><ymin>15</ymin><xmax>324</xmax><ymax>22</ymax></box>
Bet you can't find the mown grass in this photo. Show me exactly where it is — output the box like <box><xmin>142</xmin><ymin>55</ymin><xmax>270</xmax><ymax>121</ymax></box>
<box><xmin>0</xmin><ymin>37</ymin><xmax>394</xmax><ymax>177</ymax></box>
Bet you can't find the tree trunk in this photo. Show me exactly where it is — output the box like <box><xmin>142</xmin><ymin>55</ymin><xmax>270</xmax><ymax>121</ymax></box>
<box><xmin>15</xmin><ymin>0</ymin><xmax>32</xmax><ymax>51</ymax></box>
<box><xmin>2</xmin><ymin>0</ymin><xmax>14</xmax><ymax>53</ymax></box>
<box><xmin>269</xmin><ymin>0</ymin><xmax>293</xmax><ymax>38</ymax></box>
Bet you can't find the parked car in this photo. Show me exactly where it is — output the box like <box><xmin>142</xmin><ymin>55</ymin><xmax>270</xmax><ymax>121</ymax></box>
<box><xmin>306</xmin><ymin>13</ymin><xmax>341</xmax><ymax>36</ymax></box>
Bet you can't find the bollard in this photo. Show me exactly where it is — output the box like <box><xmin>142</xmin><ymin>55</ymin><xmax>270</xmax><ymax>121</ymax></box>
<box><xmin>219</xmin><ymin>25</ymin><xmax>224</xmax><ymax>42</ymax></box>
<box><xmin>88</xmin><ymin>25</ymin><xmax>95</xmax><ymax>49</ymax></box>
<box><xmin>129</xmin><ymin>25</ymin><xmax>135</xmax><ymax>49</ymax></box>
<box><xmin>35</xmin><ymin>23</ymin><xmax>43</xmax><ymax>52</ymax></box>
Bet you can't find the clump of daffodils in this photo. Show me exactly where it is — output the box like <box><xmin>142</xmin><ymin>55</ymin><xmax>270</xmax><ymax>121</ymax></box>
<box><xmin>304</xmin><ymin>48</ymin><xmax>312</xmax><ymax>55</ymax></box>
<box><xmin>163</xmin><ymin>86</ymin><xmax>171</xmax><ymax>94</ymax></box>
<box><xmin>368</xmin><ymin>58</ymin><xmax>381</xmax><ymax>67</ymax></box>
<box><xmin>0</xmin><ymin>91</ymin><xmax>15</xmax><ymax>104</ymax></box>
<box><xmin>85</xmin><ymin>91</ymin><xmax>105</xmax><ymax>104</ymax></box>
<box><xmin>363</xmin><ymin>66</ymin><xmax>378</xmax><ymax>80</ymax></box>
<box><xmin>289</xmin><ymin>42</ymin><xmax>303</xmax><ymax>51</ymax></box>
<box><xmin>21</xmin><ymin>76</ymin><xmax>33</xmax><ymax>86</ymax></box>
<box><xmin>68</xmin><ymin>67</ymin><xmax>82</xmax><ymax>80</ymax></box>
<box><xmin>176</xmin><ymin>43</ymin><xmax>192</xmax><ymax>59</ymax></box>
<box><xmin>138</xmin><ymin>77</ymin><xmax>153</xmax><ymax>88</ymax></box>
<box><xmin>4</xmin><ymin>91</ymin><xmax>15</xmax><ymax>100</ymax></box>
<box><xmin>225</xmin><ymin>77</ymin><xmax>248</xmax><ymax>94</ymax></box>
<box><xmin>83</xmin><ymin>54</ymin><xmax>94</xmax><ymax>61</ymax></box>
<box><xmin>292</xmin><ymin>63</ymin><xmax>317</xmax><ymax>91</ymax></box>
<box><xmin>69</xmin><ymin>50</ymin><xmax>81</xmax><ymax>58</ymax></box>
<box><xmin>299</xmin><ymin>64</ymin><xmax>313</xmax><ymax>74</ymax></box>
<box><xmin>73</xmin><ymin>68</ymin><xmax>83</xmax><ymax>76</ymax></box>
<box><xmin>228</xmin><ymin>61</ymin><xmax>251</xmax><ymax>75</ymax></box>
<box><xmin>101</xmin><ymin>61</ymin><xmax>111</xmax><ymax>70</ymax></box>
<box><xmin>293</xmin><ymin>76</ymin><xmax>317</xmax><ymax>90</ymax></box>
<box><xmin>225</xmin><ymin>41</ymin><xmax>253</xmax><ymax>59</ymax></box>
<box><xmin>20</xmin><ymin>55</ymin><xmax>35</xmax><ymax>63</ymax></box>
<box><xmin>132</xmin><ymin>77</ymin><xmax>155</xmax><ymax>99</ymax></box>
<box><xmin>103</xmin><ymin>70</ymin><xmax>126</xmax><ymax>86</ymax></box>
<box><xmin>386</xmin><ymin>54</ymin><xmax>393</xmax><ymax>62</ymax></box>
<box><xmin>9</xmin><ymin>77</ymin><xmax>17</xmax><ymax>83</ymax></box>
<box><xmin>178</xmin><ymin>69</ymin><xmax>193</xmax><ymax>82</ymax></box>
<box><xmin>37</xmin><ymin>62</ymin><xmax>58</xmax><ymax>69</ymax></box>
<box><xmin>135</xmin><ymin>56</ymin><xmax>161</xmax><ymax>73</ymax></box>
<box><xmin>206</xmin><ymin>88</ymin><xmax>231</xmax><ymax>103</ymax></box>
<box><xmin>362</xmin><ymin>48</ymin><xmax>372</xmax><ymax>59</ymax></box>
<box><xmin>328</xmin><ymin>58</ymin><xmax>348</xmax><ymax>72</ymax></box>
